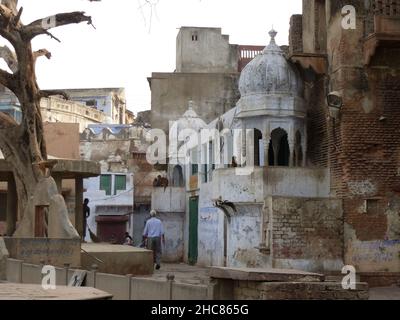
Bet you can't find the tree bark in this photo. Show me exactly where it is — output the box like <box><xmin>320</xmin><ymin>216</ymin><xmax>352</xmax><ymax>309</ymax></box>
<box><xmin>0</xmin><ymin>2</ymin><xmax>95</xmax><ymax>238</ymax></box>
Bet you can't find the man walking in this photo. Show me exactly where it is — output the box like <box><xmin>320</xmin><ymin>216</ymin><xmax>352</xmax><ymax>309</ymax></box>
<box><xmin>143</xmin><ymin>210</ymin><xmax>165</xmax><ymax>270</ymax></box>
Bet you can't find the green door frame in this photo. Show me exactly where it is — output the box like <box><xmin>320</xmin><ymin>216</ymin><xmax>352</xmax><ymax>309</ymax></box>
<box><xmin>188</xmin><ymin>196</ymin><xmax>199</xmax><ymax>265</ymax></box>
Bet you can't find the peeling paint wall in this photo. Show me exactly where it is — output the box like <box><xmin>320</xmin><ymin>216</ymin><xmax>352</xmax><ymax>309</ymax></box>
<box><xmin>197</xmin><ymin>207</ymin><xmax>225</xmax><ymax>267</ymax></box>
<box><xmin>228</xmin><ymin>204</ymin><xmax>271</xmax><ymax>268</ymax></box>
<box><xmin>160</xmin><ymin>212</ymin><xmax>184</xmax><ymax>262</ymax></box>
<box><xmin>344</xmin><ymin>195</ymin><xmax>400</xmax><ymax>272</ymax></box>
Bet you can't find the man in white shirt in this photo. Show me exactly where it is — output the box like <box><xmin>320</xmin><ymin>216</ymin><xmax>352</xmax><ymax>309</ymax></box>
<box><xmin>143</xmin><ymin>210</ymin><xmax>165</xmax><ymax>270</ymax></box>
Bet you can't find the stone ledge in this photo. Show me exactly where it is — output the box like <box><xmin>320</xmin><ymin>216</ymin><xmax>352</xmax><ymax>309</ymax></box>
<box><xmin>210</xmin><ymin>267</ymin><xmax>325</xmax><ymax>282</ymax></box>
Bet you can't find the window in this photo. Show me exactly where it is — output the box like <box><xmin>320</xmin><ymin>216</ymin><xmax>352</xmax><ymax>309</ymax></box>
<box><xmin>114</xmin><ymin>175</ymin><xmax>127</xmax><ymax>195</ymax></box>
<box><xmin>191</xmin><ymin>33</ymin><xmax>198</xmax><ymax>41</ymax></box>
<box><xmin>191</xmin><ymin>147</ymin><xmax>199</xmax><ymax>176</ymax></box>
<box><xmin>86</xmin><ymin>99</ymin><xmax>98</xmax><ymax>107</ymax></box>
<box><xmin>100</xmin><ymin>175</ymin><xmax>112</xmax><ymax>196</ymax></box>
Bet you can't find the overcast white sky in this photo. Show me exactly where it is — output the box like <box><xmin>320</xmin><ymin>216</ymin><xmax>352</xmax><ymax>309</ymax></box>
<box><xmin>9</xmin><ymin>0</ymin><xmax>302</xmax><ymax>114</ymax></box>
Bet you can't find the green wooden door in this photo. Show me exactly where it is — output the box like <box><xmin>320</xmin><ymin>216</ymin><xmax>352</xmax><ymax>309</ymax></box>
<box><xmin>188</xmin><ymin>197</ymin><xmax>199</xmax><ymax>265</ymax></box>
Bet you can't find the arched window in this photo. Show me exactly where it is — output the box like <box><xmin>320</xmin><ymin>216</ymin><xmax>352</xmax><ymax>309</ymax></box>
<box><xmin>269</xmin><ymin>128</ymin><xmax>289</xmax><ymax>167</ymax></box>
<box><xmin>172</xmin><ymin>165</ymin><xmax>184</xmax><ymax>187</ymax></box>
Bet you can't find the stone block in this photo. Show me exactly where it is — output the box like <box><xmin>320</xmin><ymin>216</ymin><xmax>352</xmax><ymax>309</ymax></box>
<box><xmin>131</xmin><ymin>278</ymin><xmax>171</xmax><ymax>300</ymax></box>
<box><xmin>3</xmin><ymin>238</ymin><xmax>80</xmax><ymax>268</ymax></box>
<box><xmin>0</xmin><ymin>238</ymin><xmax>9</xmax><ymax>280</ymax></box>
<box><xmin>171</xmin><ymin>283</ymin><xmax>209</xmax><ymax>300</ymax></box>
<box><xmin>95</xmin><ymin>273</ymin><xmax>130</xmax><ymax>300</ymax></box>
<box><xmin>81</xmin><ymin>244</ymin><xmax>153</xmax><ymax>276</ymax></box>
<box><xmin>21</xmin><ymin>263</ymin><xmax>42</xmax><ymax>284</ymax></box>
<box><xmin>6</xmin><ymin>258</ymin><xmax>22</xmax><ymax>283</ymax></box>
<box><xmin>210</xmin><ymin>267</ymin><xmax>324</xmax><ymax>282</ymax></box>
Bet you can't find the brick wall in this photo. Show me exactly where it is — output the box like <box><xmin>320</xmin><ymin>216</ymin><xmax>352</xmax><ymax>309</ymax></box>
<box><xmin>233</xmin><ymin>280</ymin><xmax>369</xmax><ymax>300</ymax></box>
<box><xmin>336</xmin><ymin>69</ymin><xmax>400</xmax><ymax>240</ymax></box>
<box><xmin>289</xmin><ymin>14</ymin><xmax>303</xmax><ymax>55</ymax></box>
<box><xmin>271</xmin><ymin>198</ymin><xmax>343</xmax><ymax>261</ymax></box>
<box><xmin>306</xmin><ymin>76</ymin><xmax>329</xmax><ymax>168</ymax></box>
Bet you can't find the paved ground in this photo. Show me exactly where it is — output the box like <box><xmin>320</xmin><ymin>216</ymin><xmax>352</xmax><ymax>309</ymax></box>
<box><xmin>369</xmin><ymin>286</ymin><xmax>400</xmax><ymax>300</ymax></box>
<box><xmin>140</xmin><ymin>263</ymin><xmax>211</xmax><ymax>285</ymax></box>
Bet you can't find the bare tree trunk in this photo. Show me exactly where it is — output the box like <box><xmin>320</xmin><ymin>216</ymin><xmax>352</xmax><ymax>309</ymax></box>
<box><xmin>0</xmin><ymin>0</ymin><xmax>95</xmax><ymax>238</ymax></box>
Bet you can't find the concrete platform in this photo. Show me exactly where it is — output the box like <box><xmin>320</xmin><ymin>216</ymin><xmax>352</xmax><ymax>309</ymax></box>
<box><xmin>81</xmin><ymin>243</ymin><xmax>153</xmax><ymax>276</ymax></box>
<box><xmin>3</xmin><ymin>237</ymin><xmax>81</xmax><ymax>268</ymax></box>
<box><xmin>210</xmin><ymin>267</ymin><xmax>325</xmax><ymax>282</ymax></box>
<box><xmin>0</xmin><ymin>283</ymin><xmax>112</xmax><ymax>300</ymax></box>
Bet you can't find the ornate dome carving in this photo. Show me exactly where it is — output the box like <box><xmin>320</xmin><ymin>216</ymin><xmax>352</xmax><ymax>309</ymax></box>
<box><xmin>236</xmin><ymin>30</ymin><xmax>305</xmax><ymax>119</ymax></box>
<box><xmin>239</xmin><ymin>30</ymin><xmax>303</xmax><ymax>97</ymax></box>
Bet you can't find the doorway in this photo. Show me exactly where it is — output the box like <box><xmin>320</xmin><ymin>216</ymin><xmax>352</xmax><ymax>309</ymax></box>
<box><xmin>188</xmin><ymin>197</ymin><xmax>199</xmax><ymax>265</ymax></box>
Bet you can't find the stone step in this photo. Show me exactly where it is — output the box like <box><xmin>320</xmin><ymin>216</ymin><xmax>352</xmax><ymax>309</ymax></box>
<box><xmin>210</xmin><ymin>267</ymin><xmax>325</xmax><ymax>282</ymax></box>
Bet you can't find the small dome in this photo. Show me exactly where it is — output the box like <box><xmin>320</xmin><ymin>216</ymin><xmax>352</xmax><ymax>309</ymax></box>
<box><xmin>170</xmin><ymin>101</ymin><xmax>207</xmax><ymax>136</ymax></box>
<box><xmin>236</xmin><ymin>30</ymin><xmax>305</xmax><ymax>119</ymax></box>
<box><xmin>239</xmin><ymin>29</ymin><xmax>303</xmax><ymax>97</ymax></box>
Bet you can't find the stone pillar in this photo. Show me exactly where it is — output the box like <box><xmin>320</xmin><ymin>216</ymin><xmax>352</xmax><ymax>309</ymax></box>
<box><xmin>75</xmin><ymin>177</ymin><xmax>84</xmax><ymax>238</ymax></box>
<box><xmin>241</xmin><ymin>127</ymin><xmax>247</xmax><ymax>166</ymax></box>
<box><xmin>289</xmin><ymin>142</ymin><xmax>295</xmax><ymax>167</ymax></box>
<box><xmin>263</xmin><ymin>135</ymin><xmax>270</xmax><ymax>167</ymax></box>
<box><xmin>6</xmin><ymin>176</ymin><xmax>17</xmax><ymax>236</ymax></box>
<box><xmin>272</xmin><ymin>138</ymin><xmax>280</xmax><ymax>166</ymax></box>
<box><xmin>54</xmin><ymin>175</ymin><xmax>62</xmax><ymax>194</ymax></box>
<box><xmin>302</xmin><ymin>131</ymin><xmax>307</xmax><ymax>167</ymax></box>
<box><xmin>246</xmin><ymin>129</ymin><xmax>255</xmax><ymax>167</ymax></box>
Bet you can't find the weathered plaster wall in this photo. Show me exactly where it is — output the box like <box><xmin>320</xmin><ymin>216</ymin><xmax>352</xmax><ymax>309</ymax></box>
<box><xmin>150</xmin><ymin>72</ymin><xmax>239</xmax><ymax>133</ymax></box>
<box><xmin>324</xmin><ymin>1</ymin><xmax>400</xmax><ymax>273</ymax></box>
<box><xmin>160</xmin><ymin>212</ymin><xmax>184</xmax><ymax>262</ymax></box>
<box><xmin>344</xmin><ymin>196</ymin><xmax>400</xmax><ymax>272</ymax></box>
<box><xmin>44</xmin><ymin>123</ymin><xmax>80</xmax><ymax>160</ymax></box>
<box><xmin>208</xmin><ymin>167</ymin><xmax>330</xmax><ymax>203</ymax></box>
<box><xmin>80</xmin><ymin>140</ymin><xmax>132</xmax><ymax>171</ymax></box>
<box><xmin>197</xmin><ymin>206</ymin><xmax>225</xmax><ymax>267</ymax></box>
<box><xmin>196</xmin><ymin>184</ymin><xmax>225</xmax><ymax>267</ymax></box>
<box><xmin>40</xmin><ymin>97</ymin><xmax>106</xmax><ymax>132</ymax></box>
<box><xmin>152</xmin><ymin>187</ymin><xmax>186</xmax><ymax>213</ymax></box>
<box><xmin>151</xmin><ymin>187</ymin><xmax>185</xmax><ymax>262</ymax></box>
<box><xmin>271</xmin><ymin>197</ymin><xmax>344</xmax><ymax>272</ymax></box>
<box><xmin>227</xmin><ymin>204</ymin><xmax>271</xmax><ymax>268</ymax></box>
<box><xmin>176</xmin><ymin>27</ymin><xmax>239</xmax><ymax>73</ymax></box>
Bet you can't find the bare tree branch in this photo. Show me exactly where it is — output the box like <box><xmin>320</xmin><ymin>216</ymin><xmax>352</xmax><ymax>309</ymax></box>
<box><xmin>0</xmin><ymin>3</ymin><xmax>15</xmax><ymax>20</ymax></box>
<box><xmin>0</xmin><ymin>45</ymin><xmax>18</xmax><ymax>72</ymax></box>
<box><xmin>23</xmin><ymin>12</ymin><xmax>93</xmax><ymax>41</ymax></box>
<box><xmin>0</xmin><ymin>0</ymin><xmax>18</xmax><ymax>15</ymax></box>
<box><xmin>40</xmin><ymin>89</ymin><xmax>69</xmax><ymax>100</ymax></box>
<box><xmin>33</xmin><ymin>48</ymin><xmax>51</xmax><ymax>61</ymax></box>
<box><xmin>0</xmin><ymin>67</ymin><xmax>15</xmax><ymax>89</ymax></box>
<box><xmin>0</xmin><ymin>111</ymin><xmax>18</xmax><ymax>129</ymax></box>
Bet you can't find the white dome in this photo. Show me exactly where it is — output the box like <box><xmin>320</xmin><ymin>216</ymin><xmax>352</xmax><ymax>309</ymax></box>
<box><xmin>171</xmin><ymin>102</ymin><xmax>207</xmax><ymax>134</ymax></box>
<box><xmin>239</xmin><ymin>30</ymin><xmax>303</xmax><ymax>97</ymax></box>
<box><xmin>236</xmin><ymin>30</ymin><xmax>305</xmax><ymax>119</ymax></box>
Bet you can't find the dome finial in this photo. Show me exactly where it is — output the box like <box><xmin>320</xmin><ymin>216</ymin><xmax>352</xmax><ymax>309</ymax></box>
<box><xmin>269</xmin><ymin>28</ymin><xmax>277</xmax><ymax>44</ymax></box>
<box><xmin>188</xmin><ymin>100</ymin><xmax>194</xmax><ymax>110</ymax></box>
